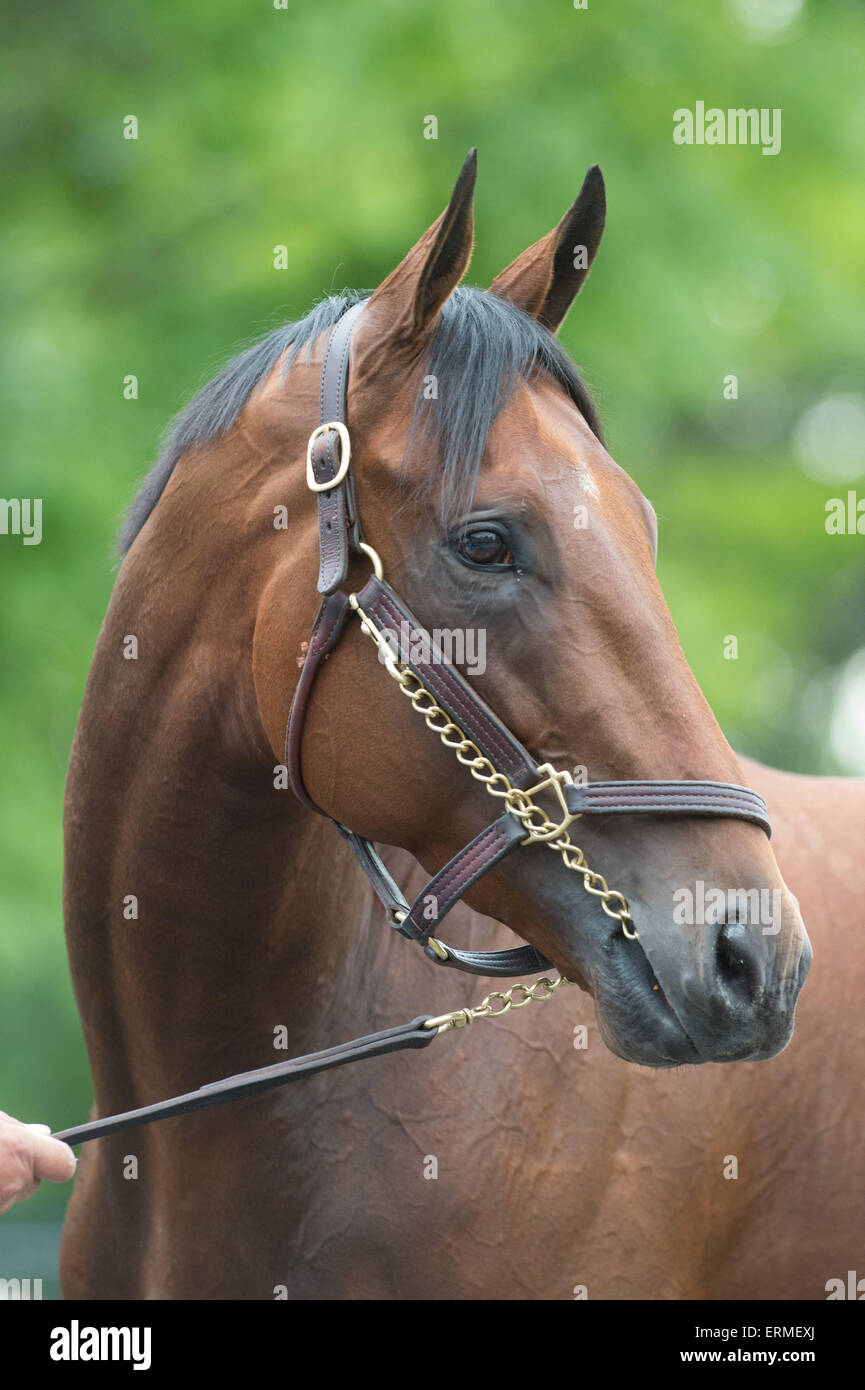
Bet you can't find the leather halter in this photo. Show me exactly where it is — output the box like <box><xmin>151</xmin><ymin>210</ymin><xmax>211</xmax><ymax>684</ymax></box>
<box><xmin>284</xmin><ymin>300</ymin><xmax>771</xmax><ymax>978</ymax></box>
<box><xmin>52</xmin><ymin>300</ymin><xmax>772</xmax><ymax>1146</ymax></box>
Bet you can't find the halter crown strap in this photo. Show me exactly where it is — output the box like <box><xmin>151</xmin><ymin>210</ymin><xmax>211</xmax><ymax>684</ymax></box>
<box><xmin>307</xmin><ymin>299</ymin><xmax>367</xmax><ymax>594</ymax></box>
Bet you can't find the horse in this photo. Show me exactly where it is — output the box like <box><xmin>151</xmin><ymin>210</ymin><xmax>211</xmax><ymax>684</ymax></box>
<box><xmin>59</xmin><ymin>153</ymin><xmax>861</xmax><ymax>1300</ymax></box>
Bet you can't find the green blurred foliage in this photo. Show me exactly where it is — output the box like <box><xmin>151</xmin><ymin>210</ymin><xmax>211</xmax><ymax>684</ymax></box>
<box><xmin>0</xmin><ymin>0</ymin><xmax>863</xmax><ymax>1240</ymax></box>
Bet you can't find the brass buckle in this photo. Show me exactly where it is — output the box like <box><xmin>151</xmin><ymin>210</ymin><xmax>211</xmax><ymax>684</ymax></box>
<box><xmin>518</xmin><ymin>764</ymin><xmax>579</xmax><ymax>844</ymax></box>
<box><xmin>306</xmin><ymin>421</ymin><xmax>351</xmax><ymax>492</ymax></box>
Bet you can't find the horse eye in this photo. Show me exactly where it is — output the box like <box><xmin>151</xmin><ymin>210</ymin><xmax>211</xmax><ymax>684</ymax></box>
<box><xmin>455</xmin><ymin>527</ymin><xmax>514</xmax><ymax>567</ymax></box>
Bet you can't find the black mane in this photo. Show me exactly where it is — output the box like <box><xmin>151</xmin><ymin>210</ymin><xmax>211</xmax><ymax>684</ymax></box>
<box><xmin>118</xmin><ymin>285</ymin><xmax>601</xmax><ymax>555</ymax></box>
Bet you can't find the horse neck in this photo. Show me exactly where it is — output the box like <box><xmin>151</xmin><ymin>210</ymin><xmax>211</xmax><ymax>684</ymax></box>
<box><xmin>65</xmin><ymin>426</ymin><xmax>381</xmax><ymax>1104</ymax></box>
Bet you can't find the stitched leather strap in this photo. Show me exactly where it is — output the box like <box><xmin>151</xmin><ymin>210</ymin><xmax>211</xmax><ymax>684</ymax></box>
<box><xmin>407</xmin><ymin>811</ymin><xmax>551</xmax><ymax>977</ymax></box>
<box><xmin>332</xmin><ymin>823</ymin><xmax>412</xmax><ymax>923</ymax></box>
<box><xmin>566</xmin><ymin>780</ymin><xmax>771</xmax><ymax>837</ymax></box>
<box><xmin>309</xmin><ymin>299</ymin><xmax>367</xmax><ymax>594</ymax></box>
<box><xmin>335</xmin><ymin>813</ymin><xmax>549</xmax><ymax>977</ymax></box>
<box><xmin>424</xmin><ymin>942</ymin><xmax>552</xmax><ymax>976</ymax></box>
<box><xmin>357</xmin><ymin>575</ymin><xmax>537</xmax><ymax>786</ymax></box>
<box><xmin>402</xmin><ymin>812</ymin><xmax>526</xmax><ymax>945</ymax></box>
<box><xmin>286</xmin><ymin>591</ymin><xmax>352</xmax><ymax>812</ymax></box>
<box><xmin>53</xmin><ymin>1016</ymin><xmax>436</xmax><ymax>1146</ymax></box>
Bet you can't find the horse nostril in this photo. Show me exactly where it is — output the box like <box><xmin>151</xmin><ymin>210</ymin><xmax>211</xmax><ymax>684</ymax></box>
<box><xmin>715</xmin><ymin>920</ymin><xmax>764</xmax><ymax>1004</ymax></box>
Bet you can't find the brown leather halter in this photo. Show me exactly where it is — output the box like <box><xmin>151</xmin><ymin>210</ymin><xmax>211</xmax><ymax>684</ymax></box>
<box><xmin>285</xmin><ymin>300</ymin><xmax>770</xmax><ymax>978</ymax></box>
<box><xmin>54</xmin><ymin>300</ymin><xmax>771</xmax><ymax>1146</ymax></box>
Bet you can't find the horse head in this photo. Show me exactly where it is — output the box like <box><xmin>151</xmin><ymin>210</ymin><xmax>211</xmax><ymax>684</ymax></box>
<box><xmin>139</xmin><ymin>152</ymin><xmax>811</xmax><ymax>1069</ymax></box>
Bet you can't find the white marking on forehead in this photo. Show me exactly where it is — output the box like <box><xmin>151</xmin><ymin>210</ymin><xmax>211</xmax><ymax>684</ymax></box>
<box><xmin>573</xmin><ymin>463</ymin><xmax>600</xmax><ymax>499</ymax></box>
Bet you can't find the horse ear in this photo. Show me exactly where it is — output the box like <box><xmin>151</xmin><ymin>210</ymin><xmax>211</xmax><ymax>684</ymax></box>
<box><xmin>366</xmin><ymin>149</ymin><xmax>477</xmax><ymax>342</ymax></box>
<box><xmin>488</xmin><ymin>165</ymin><xmax>605</xmax><ymax>333</ymax></box>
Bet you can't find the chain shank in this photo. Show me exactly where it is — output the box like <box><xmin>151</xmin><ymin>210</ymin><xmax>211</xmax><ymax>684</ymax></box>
<box><xmin>424</xmin><ymin>974</ymin><xmax>576</xmax><ymax>1034</ymax></box>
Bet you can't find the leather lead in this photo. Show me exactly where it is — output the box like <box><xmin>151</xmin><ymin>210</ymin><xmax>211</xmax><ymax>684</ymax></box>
<box><xmin>54</xmin><ymin>1017</ymin><xmax>437</xmax><ymax>1147</ymax></box>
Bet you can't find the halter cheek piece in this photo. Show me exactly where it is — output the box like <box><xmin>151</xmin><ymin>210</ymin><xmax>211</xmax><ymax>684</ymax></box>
<box><xmin>285</xmin><ymin>299</ymin><xmax>771</xmax><ymax>978</ymax></box>
<box><xmin>52</xmin><ymin>300</ymin><xmax>771</xmax><ymax>1146</ymax></box>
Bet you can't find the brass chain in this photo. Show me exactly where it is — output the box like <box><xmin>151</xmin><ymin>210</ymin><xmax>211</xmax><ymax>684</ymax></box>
<box><xmin>349</xmin><ymin>596</ymin><xmax>638</xmax><ymax>943</ymax></box>
<box><xmin>424</xmin><ymin>974</ymin><xmax>576</xmax><ymax>1034</ymax></box>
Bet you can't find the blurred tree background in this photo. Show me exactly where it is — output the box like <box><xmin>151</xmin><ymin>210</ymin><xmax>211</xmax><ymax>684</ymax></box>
<box><xmin>0</xmin><ymin>0</ymin><xmax>863</xmax><ymax>1292</ymax></box>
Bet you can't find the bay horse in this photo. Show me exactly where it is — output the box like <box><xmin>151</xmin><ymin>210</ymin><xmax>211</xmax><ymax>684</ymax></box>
<box><xmin>60</xmin><ymin>153</ymin><xmax>861</xmax><ymax>1300</ymax></box>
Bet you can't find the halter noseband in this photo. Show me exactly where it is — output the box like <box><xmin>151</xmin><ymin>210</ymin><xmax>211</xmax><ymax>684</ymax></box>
<box><xmin>284</xmin><ymin>301</ymin><xmax>771</xmax><ymax>979</ymax></box>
